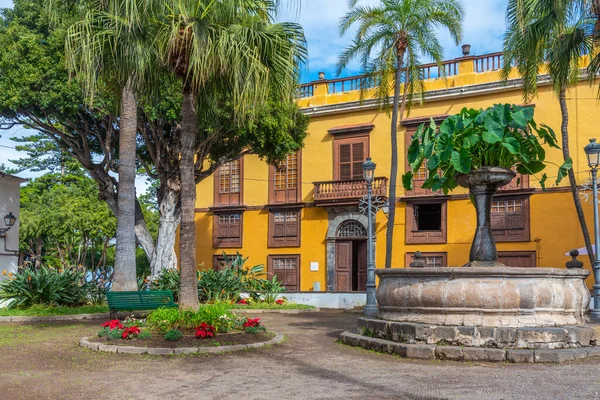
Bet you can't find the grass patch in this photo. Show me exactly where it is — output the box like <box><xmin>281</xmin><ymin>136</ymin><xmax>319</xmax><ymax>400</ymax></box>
<box><xmin>0</xmin><ymin>304</ymin><xmax>109</xmax><ymax>317</ymax></box>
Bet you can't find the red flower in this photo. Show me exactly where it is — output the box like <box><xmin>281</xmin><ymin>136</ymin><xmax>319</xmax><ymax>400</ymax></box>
<box><xmin>101</xmin><ymin>320</ymin><xmax>123</xmax><ymax>330</ymax></box>
<box><xmin>275</xmin><ymin>299</ymin><xmax>285</xmax><ymax>305</ymax></box>
<box><xmin>237</xmin><ymin>298</ymin><xmax>248</xmax><ymax>305</ymax></box>
<box><xmin>122</xmin><ymin>326</ymin><xmax>141</xmax><ymax>339</ymax></box>
<box><xmin>243</xmin><ymin>318</ymin><xmax>261</xmax><ymax>328</ymax></box>
<box><xmin>195</xmin><ymin>322</ymin><xmax>216</xmax><ymax>339</ymax></box>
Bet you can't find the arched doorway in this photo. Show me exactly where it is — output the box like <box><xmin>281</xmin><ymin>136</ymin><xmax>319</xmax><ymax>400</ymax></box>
<box><xmin>335</xmin><ymin>220</ymin><xmax>367</xmax><ymax>292</ymax></box>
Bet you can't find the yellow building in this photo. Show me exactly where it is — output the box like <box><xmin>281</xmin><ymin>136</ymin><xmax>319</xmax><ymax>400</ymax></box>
<box><xmin>194</xmin><ymin>50</ymin><xmax>599</xmax><ymax>292</ymax></box>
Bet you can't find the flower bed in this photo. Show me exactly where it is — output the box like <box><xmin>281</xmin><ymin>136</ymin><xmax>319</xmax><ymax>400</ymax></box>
<box><xmin>92</xmin><ymin>305</ymin><xmax>275</xmax><ymax>350</ymax></box>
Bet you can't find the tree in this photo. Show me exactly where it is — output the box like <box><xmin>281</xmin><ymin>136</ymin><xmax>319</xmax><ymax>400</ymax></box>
<box><xmin>64</xmin><ymin>0</ymin><xmax>160</xmax><ymax>290</ymax></box>
<box><xmin>502</xmin><ymin>0</ymin><xmax>595</xmax><ymax>264</ymax></box>
<box><xmin>336</xmin><ymin>0</ymin><xmax>463</xmax><ymax>268</ymax></box>
<box><xmin>157</xmin><ymin>0</ymin><xmax>306</xmax><ymax>308</ymax></box>
<box><xmin>0</xmin><ymin>0</ymin><xmax>308</xmax><ymax>290</ymax></box>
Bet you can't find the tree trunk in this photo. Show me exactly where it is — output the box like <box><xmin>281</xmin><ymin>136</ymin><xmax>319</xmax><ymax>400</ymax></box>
<box><xmin>112</xmin><ymin>80</ymin><xmax>138</xmax><ymax>291</ymax></box>
<box><xmin>559</xmin><ymin>86</ymin><xmax>595</xmax><ymax>265</ymax></box>
<box><xmin>384</xmin><ymin>49</ymin><xmax>406</xmax><ymax>268</ymax></box>
<box><xmin>178</xmin><ymin>88</ymin><xmax>199</xmax><ymax>309</ymax></box>
<box><xmin>150</xmin><ymin>185</ymin><xmax>180</xmax><ymax>276</ymax></box>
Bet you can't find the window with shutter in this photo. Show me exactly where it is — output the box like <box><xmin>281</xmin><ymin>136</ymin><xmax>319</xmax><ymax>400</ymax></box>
<box><xmin>334</xmin><ymin>136</ymin><xmax>369</xmax><ymax>181</ymax></box>
<box><xmin>405</xmin><ymin>252</ymin><xmax>447</xmax><ymax>268</ymax></box>
<box><xmin>213</xmin><ymin>213</ymin><xmax>243</xmax><ymax>248</ymax></box>
<box><xmin>406</xmin><ymin>201</ymin><xmax>447</xmax><ymax>244</ymax></box>
<box><xmin>214</xmin><ymin>159</ymin><xmax>243</xmax><ymax>206</ymax></box>
<box><xmin>492</xmin><ymin>196</ymin><xmax>529</xmax><ymax>242</ymax></box>
<box><xmin>212</xmin><ymin>254</ymin><xmax>240</xmax><ymax>271</ymax></box>
<box><xmin>268</xmin><ymin>255</ymin><xmax>300</xmax><ymax>291</ymax></box>
<box><xmin>268</xmin><ymin>209</ymin><xmax>300</xmax><ymax>247</ymax></box>
<box><xmin>269</xmin><ymin>151</ymin><xmax>301</xmax><ymax>204</ymax></box>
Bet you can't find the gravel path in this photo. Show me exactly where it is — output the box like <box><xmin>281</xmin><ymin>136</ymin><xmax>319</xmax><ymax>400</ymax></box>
<box><xmin>1</xmin><ymin>310</ymin><xmax>600</xmax><ymax>399</ymax></box>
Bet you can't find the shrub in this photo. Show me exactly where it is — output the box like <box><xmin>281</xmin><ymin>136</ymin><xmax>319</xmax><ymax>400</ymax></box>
<box><xmin>195</xmin><ymin>322</ymin><xmax>215</xmax><ymax>339</ymax></box>
<box><xmin>243</xmin><ymin>318</ymin><xmax>266</xmax><ymax>334</ymax></box>
<box><xmin>146</xmin><ymin>304</ymin><xmax>236</xmax><ymax>334</ymax></box>
<box><xmin>138</xmin><ymin>330</ymin><xmax>151</xmax><ymax>340</ymax></box>
<box><xmin>122</xmin><ymin>326</ymin><xmax>141</xmax><ymax>339</ymax></box>
<box><xmin>164</xmin><ymin>329</ymin><xmax>183</xmax><ymax>342</ymax></box>
<box><xmin>259</xmin><ymin>277</ymin><xmax>285</xmax><ymax>304</ymax></box>
<box><xmin>108</xmin><ymin>328</ymin><xmax>124</xmax><ymax>340</ymax></box>
<box><xmin>0</xmin><ymin>265</ymin><xmax>90</xmax><ymax>308</ymax></box>
<box><xmin>149</xmin><ymin>268</ymin><xmax>181</xmax><ymax>301</ymax></box>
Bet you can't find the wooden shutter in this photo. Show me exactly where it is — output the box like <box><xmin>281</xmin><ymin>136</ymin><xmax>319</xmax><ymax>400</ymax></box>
<box><xmin>498</xmin><ymin>251</ymin><xmax>536</xmax><ymax>267</ymax></box>
<box><xmin>334</xmin><ymin>136</ymin><xmax>369</xmax><ymax>181</ymax></box>
<box><xmin>213</xmin><ymin>213</ymin><xmax>243</xmax><ymax>248</ymax></box>
<box><xmin>268</xmin><ymin>210</ymin><xmax>300</xmax><ymax>247</ymax></box>
<box><xmin>214</xmin><ymin>159</ymin><xmax>243</xmax><ymax>206</ymax></box>
<box><xmin>405</xmin><ymin>252</ymin><xmax>448</xmax><ymax>267</ymax></box>
<box><xmin>269</xmin><ymin>152</ymin><xmax>301</xmax><ymax>204</ymax></box>
<box><xmin>268</xmin><ymin>255</ymin><xmax>300</xmax><ymax>291</ymax></box>
<box><xmin>492</xmin><ymin>197</ymin><xmax>529</xmax><ymax>242</ymax></box>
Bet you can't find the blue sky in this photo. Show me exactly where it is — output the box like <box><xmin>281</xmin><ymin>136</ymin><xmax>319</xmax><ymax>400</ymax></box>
<box><xmin>0</xmin><ymin>0</ymin><xmax>510</xmax><ymax>186</ymax></box>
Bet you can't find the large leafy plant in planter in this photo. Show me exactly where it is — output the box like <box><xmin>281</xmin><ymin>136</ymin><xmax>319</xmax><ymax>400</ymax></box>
<box><xmin>402</xmin><ymin>104</ymin><xmax>572</xmax><ymax>266</ymax></box>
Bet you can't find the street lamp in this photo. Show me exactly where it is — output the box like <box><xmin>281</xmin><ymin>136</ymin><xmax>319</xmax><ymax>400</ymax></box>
<box><xmin>584</xmin><ymin>138</ymin><xmax>600</xmax><ymax>321</ymax></box>
<box><xmin>0</xmin><ymin>212</ymin><xmax>16</xmax><ymax>238</ymax></box>
<box><xmin>362</xmin><ymin>158</ymin><xmax>378</xmax><ymax>317</ymax></box>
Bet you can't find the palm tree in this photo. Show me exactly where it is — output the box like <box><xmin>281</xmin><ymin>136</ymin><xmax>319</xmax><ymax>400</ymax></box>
<box><xmin>502</xmin><ymin>0</ymin><xmax>597</xmax><ymax>265</ymax></box>
<box><xmin>157</xmin><ymin>0</ymin><xmax>306</xmax><ymax>309</ymax></box>
<box><xmin>64</xmin><ymin>0</ymin><xmax>159</xmax><ymax>290</ymax></box>
<box><xmin>336</xmin><ymin>0</ymin><xmax>463</xmax><ymax>268</ymax></box>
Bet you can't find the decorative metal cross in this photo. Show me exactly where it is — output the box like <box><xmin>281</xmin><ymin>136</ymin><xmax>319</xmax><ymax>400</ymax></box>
<box><xmin>358</xmin><ymin>195</ymin><xmax>385</xmax><ymax>217</ymax></box>
<box><xmin>580</xmin><ymin>177</ymin><xmax>600</xmax><ymax>204</ymax></box>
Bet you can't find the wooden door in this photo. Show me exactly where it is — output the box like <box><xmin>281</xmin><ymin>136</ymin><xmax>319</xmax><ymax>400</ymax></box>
<box><xmin>335</xmin><ymin>241</ymin><xmax>352</xmax><ymax>291</ymax></box>
<box><xmin>357</xmin><ymin>240</ymin><xmax>367</xmax><ymax>291</ymax></box>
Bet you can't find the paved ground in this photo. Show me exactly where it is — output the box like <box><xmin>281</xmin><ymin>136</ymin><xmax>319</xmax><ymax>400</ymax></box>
<box><xmin>1</xmin><ymin>310</ymin><xmax>600</xmax><ymax>399</ymax></box>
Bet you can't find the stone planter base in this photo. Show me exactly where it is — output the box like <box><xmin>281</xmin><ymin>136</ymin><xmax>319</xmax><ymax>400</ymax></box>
<box><xmin>80</xmin><ymin>333</ymin><xmax>284</xmax><ymax>355</ymax></box>
<box><xmin>339</xmin><ymin>331</ymin><xmax>600</xmax><ymax>363</ymax></box>
<box><xmin>357</xmin><ymin>317</ymin><xmax>600</xmax><ymax>349</ymax></box>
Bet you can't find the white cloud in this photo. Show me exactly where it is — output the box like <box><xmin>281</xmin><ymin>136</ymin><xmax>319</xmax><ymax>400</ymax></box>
<box><xmin>278</xmin><ymin>0</ymin><xmax>509</xmax><ymax>82</ymax></box>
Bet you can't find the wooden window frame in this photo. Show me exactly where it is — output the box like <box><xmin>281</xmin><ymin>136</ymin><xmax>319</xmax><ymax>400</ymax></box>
<box><xmin>497</xmin><ymin>251</ymin><xmax>536</xmax><ymax>268</ymax></box>
<box><xmin>212</xmin><ymin>212</ymin><xmax>243</xmax><ymax>248</ymax></box>
<box><xmin>402</xmin><ymin>115</ymin><xmax>447</xmax><ymax>197</ymax></box>
<box><xmin>405</xmin><ymin>252</ymin><xmax>448</xmax><ymax>268</ymax></box>
<box><xmin>213</xmin><ymin>159</ymin><xmax>244</xmax><ymax>207</ymax></box>
<box><xmin>333</xmin><ymin>136</ymin><xmax>370</xmax><ymax>181</ymax></box>
<box><xmin>405</xmin><ymin>200</ymin><xmax>447</xmax><ymax>244</ymax></box>
<box><xmin>268</xmin><ymin>209</ymin><xmax>301</xmax><ymax>248</ymax></box>
<box><xmin>267</xmin><ymin>254</ymin><xmax>300</xmax><ymax>292</ymax></box>
<box><xmin>491</xmin><ymin>194</ymin><xmax>530</xmax><ymax>242</ymax></box>
<box><xmin>268</xmin><ymin>151</ymin><xmax>302</xmax><ymax>204</ymax></box>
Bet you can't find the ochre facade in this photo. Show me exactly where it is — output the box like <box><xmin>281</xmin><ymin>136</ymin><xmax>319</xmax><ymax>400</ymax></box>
<box><xmin>193</xmin><ymin>52</ymin><xmax>599</xmax><ymax>291</ymax></box>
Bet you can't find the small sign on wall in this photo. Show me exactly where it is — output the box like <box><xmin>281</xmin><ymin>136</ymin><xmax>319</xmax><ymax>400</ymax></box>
<box><xmin>310</xmin><ymin>262</ymin><xmax>319</xmax><ymax>272</ymax></box>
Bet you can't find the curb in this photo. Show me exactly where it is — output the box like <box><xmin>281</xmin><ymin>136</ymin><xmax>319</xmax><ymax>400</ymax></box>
<box><xmin>80</xmin><ymin>333</ymin><xmax>285</xmax><ymax>355</ymax></box>
<box><xmin>339</xmin><ymin>331</ymin><xmax>600</xmax><ymax>363</ymax></box>
<box><xmin>0</xmin><ymin>308</ymin><xmax>319</xmax><ymax>323</ymax></box>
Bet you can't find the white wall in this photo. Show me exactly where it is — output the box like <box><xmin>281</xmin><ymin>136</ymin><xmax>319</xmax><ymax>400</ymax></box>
<box><xmin>0</xmin><ymin>177</ymin><xmax>21</xmax><ymax>274</ymax></box>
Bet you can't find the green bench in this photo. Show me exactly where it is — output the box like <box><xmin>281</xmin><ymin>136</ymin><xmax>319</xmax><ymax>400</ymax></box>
<box><xmin>106</xmin><ymin>290</ymin><xmax>177</xmax><ymax>318</ymax></box>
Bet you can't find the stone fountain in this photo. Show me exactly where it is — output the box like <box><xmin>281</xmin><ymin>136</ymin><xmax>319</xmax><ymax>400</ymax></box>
<box><xmin>340</xmin><ymin>167</ymin><xmax>598</xmax><ymax>363</ymax></box>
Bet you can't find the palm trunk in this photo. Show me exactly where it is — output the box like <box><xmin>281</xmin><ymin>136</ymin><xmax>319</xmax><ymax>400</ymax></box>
<box><xmin>384</xmin><ymin>49</ymin><xmax>406</xmax><ymax>268</ymax></box>
<box><xmin>112</xmin><ymin>79</ymin><xmax>138</xmax><ymax>291</ymax></box>
<box><xmin>150</xmin><ymin>186</ymin><xmax>180</xmax><ymax>276</ymax></box>
<box><xmin>178</xmin><ymin>88</ymin><xmax>199</xmax><ymax>309</ymax></box>
<box><xmin>559</xmin><ymin>86</ymin><xmax>595</xmax><ymax>265</ymax></box>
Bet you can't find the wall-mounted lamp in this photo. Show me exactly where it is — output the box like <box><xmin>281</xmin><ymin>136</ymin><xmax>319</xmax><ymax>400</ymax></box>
<box><xmin>0</xmin><ymin>212</ymin><xmax>16</xmax><ymax>238</ymax></box>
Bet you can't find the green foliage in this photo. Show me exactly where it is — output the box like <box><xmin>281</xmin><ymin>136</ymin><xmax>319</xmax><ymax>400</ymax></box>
<box><xmin>258</xmin><ymin>277</ymin><xmax>285</xmax><ymax>304</ymax></box>
<box><xmin>146</xmin><ymin>305</ymin><xmax>236</xmax><ymax>335</ymax></box>
<box><xmin>97</xmin><ymin>327</ymin><xmax>110</xmax><ymax>338</ymax></box>
<box><xmin>0</xmin><ymin>265</ymin><xmax>90</xmax><ymax>308</ymax></box>
<box><xmin>149</xmin><ymin>268</ymin><xmax>181</xmax><ymax>301</ymax></box>
<box><xmin>245</xmin><ymin>326</ymin><xmax>267</xmax><ymax>335</ymax></box>
<box><xmin>403</xmin><ymin>104</ymin><xmax>572</xmax><ymax>193</ymax></box>
<box><xmin>0</xmin><ymin>304</ymin><xmax>108</xmax><ymax>316</ymax></box>
<box><xmin>107</xmin><ymin>328</ymin><xmax>124</xmax><ymax>341</ymax></box>
<box><xmin>164</xmin><ymin>329</ymin><xmax>183</xmax><ymax>342</ymax></box>
<box><xmin>137</xmin><ymin>330</ymin><xmax>151</xmax><ymax>340</ymax></box>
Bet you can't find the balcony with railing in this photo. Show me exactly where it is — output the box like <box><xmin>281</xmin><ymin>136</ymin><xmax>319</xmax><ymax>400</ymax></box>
<box><xmin>295</xmin><ymin>49</ymin><xmax>534</xmax><ymax>103</ymax></box>
<box><xmin>313</xmin><ymin>177</ymin><xmax>388</xmax><ymax>206</ymax></box>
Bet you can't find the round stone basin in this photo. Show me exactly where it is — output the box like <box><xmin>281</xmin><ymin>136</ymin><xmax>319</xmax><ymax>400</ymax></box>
<box><xmin>376</xmin><ymin>267</ymin><xmax>590</xmax><ymax>327</ymax></box>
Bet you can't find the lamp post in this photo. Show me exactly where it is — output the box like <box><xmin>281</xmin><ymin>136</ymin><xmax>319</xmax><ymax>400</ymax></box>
<box><xmin>0</xmin><ymin>212</ymin><xmax>16</xmax><ymax>238</ymax></box>
<box><xmin>584</xmin><ymin>138</ymin><xmax>600</xmax><ymax>321</ymax></box>
<box><xmin>362</xmin><ymin>157</ymin><xmax>378</xmax><ymax>317</ymax></box>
